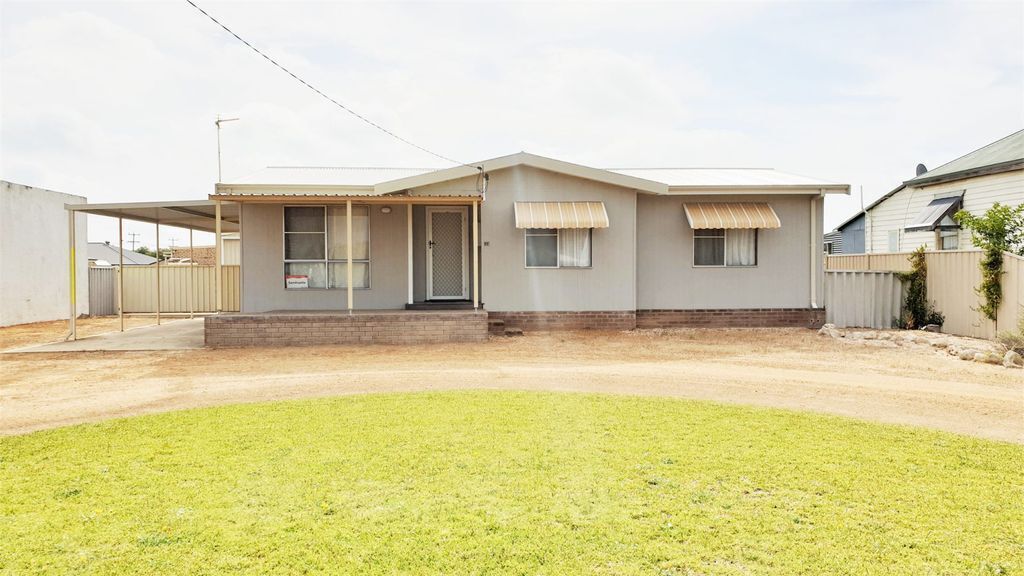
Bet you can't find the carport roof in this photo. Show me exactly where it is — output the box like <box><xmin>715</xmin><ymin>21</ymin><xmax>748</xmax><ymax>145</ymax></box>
<box><xmin>66</xmin><ymin>200</ymin><xmax>240</xmax><ymax>233</ymax></box>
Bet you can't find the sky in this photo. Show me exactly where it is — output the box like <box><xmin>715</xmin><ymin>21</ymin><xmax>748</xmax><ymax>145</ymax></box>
<box><xmin>2</xmin><ymin>0</ymin><xmax>1022</xmax><ymax>248</ymax></box>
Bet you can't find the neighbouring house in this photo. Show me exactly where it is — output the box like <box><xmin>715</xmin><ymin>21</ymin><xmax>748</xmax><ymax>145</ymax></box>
<box><xmin>829</xmin><ymin>129</ymin><xmax>1023</xmax><ymax>254</ymax></box>
<box><xmin>169</xmin><ymin>233</ymin><xmax>239</xmax><ymax>265</ymax></box>
<box><xmin>1</xmin><ymin>180</ymin><xmax>88</xmax><ymax>326</ymax></box>
<box><xmin>65</xmin><ymin>152</ymin><xmax>848</xmax><ymax>345</ymax></box>
<box><xmin>87</xmin><ymin>241</ymin><xmax>157</xmax><ymax>266</ymax></box>
<box><xmin>823</xmin><ymin>230</ymin><xmax>843</xmax><ymax>254</ymax></box>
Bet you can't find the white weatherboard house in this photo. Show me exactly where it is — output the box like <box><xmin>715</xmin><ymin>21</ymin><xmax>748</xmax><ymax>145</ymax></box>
<box><xmin>833</xmin><ymin>130</ymin><xmax>1023</xmax><ymax>254</ymax></box>
<box><xmin>67</xmin><ymin>152</ymin><xmax>848</xmax><ymax>346</ymax></box>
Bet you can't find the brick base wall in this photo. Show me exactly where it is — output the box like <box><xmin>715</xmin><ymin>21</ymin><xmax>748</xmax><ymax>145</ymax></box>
<box><xmin>636</xmin><ymin>308</ymin><xmax>826</xmax><ymax>329</ymax></box>
<box><xmin>488</xmin><ymin>311</ymin><xmax>637</xmax><ymax>331</ymax></box>
<box><xmin>205</xmin><ymin>311</ymin><xmax>488</xmax><ymax>347</ymax></box>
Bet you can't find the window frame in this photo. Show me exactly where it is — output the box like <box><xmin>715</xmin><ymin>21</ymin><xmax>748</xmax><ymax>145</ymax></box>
<box><xmin>283</xmin><ymin>204</ymin><xmax>371</xmax><ymax>290</ymax></box>
<box><xmin>691</xmin><ymin>228</ymin><xmax>758</xmax><ymax>268</ymax></box>
<box><xmin>523</xmin><ymin>228</ymin><xmax>593</xmax><ymax>269</ymax></box>
<box><xmin>936</xmin><ymin>228</ymin><xmax>959</xmax><ymax>251</ymax></box>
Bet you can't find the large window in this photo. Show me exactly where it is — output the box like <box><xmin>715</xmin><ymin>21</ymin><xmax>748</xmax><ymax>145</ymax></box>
<box><xmin>284</xmin><ymin>205</ymin><xmax>369</xmax><ymax>289</ymax></box>
<box><xmin>525</xmin><ymin>228</ymin><xmax>592</xmax><ymax>268</ymax></box>
<box><xmin>693</xmin><ymin>228</ymin><xmax>757</xmax><ymax>267</ymax></box>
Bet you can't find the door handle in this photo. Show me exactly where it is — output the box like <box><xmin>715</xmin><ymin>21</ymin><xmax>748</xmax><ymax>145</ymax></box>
<box><xmin>428</xmin><ymin>240</ymin><xmax>435</xmax><ymax>248</ymax></box>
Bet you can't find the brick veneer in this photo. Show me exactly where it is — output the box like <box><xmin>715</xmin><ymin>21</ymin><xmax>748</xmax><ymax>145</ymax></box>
<box><xmin>205</xmin><ymin>311</ymin><xmax>488</xmax><ymax>347</ymax></box>
<box><xmin>487</xmin><ymin>311</ymin><xmax>637</xmax><ymax>331</ymax></box>
<box><xmin>636</xmin><ymin>308</ymin><xmax>826</xmax><ymax>329</ymax></box>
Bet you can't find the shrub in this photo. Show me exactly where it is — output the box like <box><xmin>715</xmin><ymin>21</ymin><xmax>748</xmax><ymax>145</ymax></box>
<box><xmin>897</xmin><ymin>247</ymin><xmax>944</xmax><ymax>329</ymax></box>
<box><xmin>996</xmin><ymin>310</ymin><xmax>1024</xmax><ymax>354</ymax></box>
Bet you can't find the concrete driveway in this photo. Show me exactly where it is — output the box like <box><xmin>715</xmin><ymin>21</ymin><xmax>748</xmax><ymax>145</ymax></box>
<box><xmin>4</xmin><ymin>318</ymin><xmax>204</xmax><ymax>353</ymax></box>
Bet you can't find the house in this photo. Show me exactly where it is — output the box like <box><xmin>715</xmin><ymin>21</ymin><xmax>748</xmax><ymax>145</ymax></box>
<box><xmin>169</xmin><ymin>233</ymin><xmax>240</xmax><ymax>265</ymax></box>
<box><xmin>170</xmin><ymin>152</ymin><xmax>842</xmax><ymax>344</ymax></box>
<box><xmin>87</xmin><ymin>241</ymin><xmax>157</xmax><ymax>266</ymax></box>
<box><xmin>823</xmin><ymin>230</ymin><xmax>843</xmax><ymax>254</ymax></box>
<box><xmin>829</xmin><ymin>130</ymin><xmax>1023</xmax><ymax>254</ymax></box>
<box><xmin>1</xmin><ymin>181</ymin><xmax>88</xmax><ymax>326</ymax></box>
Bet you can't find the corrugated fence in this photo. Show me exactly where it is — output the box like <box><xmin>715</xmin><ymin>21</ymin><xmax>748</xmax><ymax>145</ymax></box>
<box><xmin>88</xmin><ymin>267</ymin><xmax>118</xmax><ymax>316</ymax></box>
<box><xmin>824</xmin><ymin>271</ymin><xmax>903</xmax><ymax>329</ymax></box>
<box><xmin>825</xmin><ymin>251</ymin><xmax>1023</xmax><ymax>339</ymax></box>
<box><xmin>88</xmin><ymin>265</ymin><xmax>240</xmax><ymax>314</ymax></box>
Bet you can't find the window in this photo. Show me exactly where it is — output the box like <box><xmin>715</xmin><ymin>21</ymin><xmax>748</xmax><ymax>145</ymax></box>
<box><xmin>938</xmin><ymin>229</ymin><xmax>959</xmax><ymax>250</ymax></box>
<box><xmin>284</xmin><ymin>205</ymin><xmax>369</xmax><ymax>289</ymax></box>
<box><xmin>887</xmin><ymin>230</ymin><xmax>899</xmax><ymax>253</ymax></box>
<box><xmin>525</xmin><ymin>228</ymin><xmax>592</xmax><ymax>268</ymax></box>
<box><xmin>693</xmin><ymin>228</ymin><xmax>757</xmax><ymax>267</ymax></box>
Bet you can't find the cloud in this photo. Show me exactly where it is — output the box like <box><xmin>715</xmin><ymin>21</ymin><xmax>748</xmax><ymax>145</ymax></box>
<box><xmin>1</xmin><ymin>0</ymin><xmax>1021</xmax><ymax>248</ymax></box>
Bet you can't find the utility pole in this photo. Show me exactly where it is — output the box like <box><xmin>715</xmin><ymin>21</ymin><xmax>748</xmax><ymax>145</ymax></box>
<box><xmin>127</xmin><ymin>232</ymin><xmax>141</xmax><ymax>251</ymax></box>
<box><xmin>215</xmin><ymin>114</ymin><xmax>239</xmax><ymax>182</ymax></box>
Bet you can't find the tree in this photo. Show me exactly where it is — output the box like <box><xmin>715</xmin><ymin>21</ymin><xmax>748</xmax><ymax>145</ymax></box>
<box><xmin>953</xmin><ymin>203</ymin><xmax>1024</xmax><ymax>321</ymax></box>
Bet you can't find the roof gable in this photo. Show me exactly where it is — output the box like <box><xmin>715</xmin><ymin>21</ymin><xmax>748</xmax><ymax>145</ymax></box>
<box><xmin>373</xmin><ymin>152</ymin><xmax>669</xmax><ymax>195</ymax></box>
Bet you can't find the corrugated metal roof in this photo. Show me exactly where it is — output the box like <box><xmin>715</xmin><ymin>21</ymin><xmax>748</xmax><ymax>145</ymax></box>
<box><xmin>609</xmin><ymin>168</ymin><xmax>842</xmax><ymax>188</ymax></box>
<box><xmin>514</xmin><ymin>202</ymin><xmax>610</xmax><ymax>229</ymax></box>
<box><xmin>230</xmin><ymin>166</ymin><xmax>440</xmax><ymax>186</ymax></box>
<box><xmin>904</xmin><ymin>130</ymin><xmax>1024</xmax><ymax>186</ymax></box>
<box><xmin>683</xmin><ymin>203</ymin><xmax>782</xmax><ymax>229</ymax></box>
<box><xmin>87</xmin><ymin>242</ymin><xmax>157</xmax><ymax>265</ymax></box>
<box><xmin>222</xmin><ymin>162</ymin><xmax>845</xmax><ymax>192</ymax></box>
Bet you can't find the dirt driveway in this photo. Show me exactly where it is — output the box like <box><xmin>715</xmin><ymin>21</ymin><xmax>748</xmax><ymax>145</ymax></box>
<box><xmin>1</xmin><ymin>322</ymin><xmax>1021</xmax><ymax>442</ymax></box>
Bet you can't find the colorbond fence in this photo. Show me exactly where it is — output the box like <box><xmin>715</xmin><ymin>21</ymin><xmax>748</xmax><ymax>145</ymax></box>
<box><xmin>88</xmin><ymin>265</ymin><xmax>240</xmax><ymax>314</ymax></box>
<box><xmin>825</xmin><ymin>251</ymin><xmax>1023</xmax><ymax>339</ymax></box>
<box><xmin>824</xmin><ymin>271</ymin><xmax>903</xmax><ymax>329</ymax></box>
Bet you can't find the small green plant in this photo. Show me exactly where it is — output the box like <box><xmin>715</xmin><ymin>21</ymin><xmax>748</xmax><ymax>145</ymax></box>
<box><xmin>954</xmin><ymin>203</ymin><xmax>1024</xmax><ymax>321</ymax></box>
<box><xmin>996</xmin><ymin>310</ymin><xmax>1024</xmax><ymax>354</ymax></box>
<box><xmin>897</xmin><ymin>247</ymin><xmax>944</xmax><ymax>329</ymax></box>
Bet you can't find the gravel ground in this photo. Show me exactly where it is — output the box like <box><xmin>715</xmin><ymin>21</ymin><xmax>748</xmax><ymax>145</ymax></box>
<box><xmin>1</xmin><ymin>320</ymin><xmax>1021</xmax><ymax>442</ymax></box>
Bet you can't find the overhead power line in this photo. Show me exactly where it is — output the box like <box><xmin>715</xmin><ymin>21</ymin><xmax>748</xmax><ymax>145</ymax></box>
<box><xmin>183</xmin><ymin>0</ymin><xmax>472</xmax><ymax>168</ymax></box>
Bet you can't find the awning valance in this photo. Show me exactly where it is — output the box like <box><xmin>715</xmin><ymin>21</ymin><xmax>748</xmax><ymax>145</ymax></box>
<box><xmin>904</xmin><ymin>195</ymin><xmax>963</xmax><ymax>232</ymax></box>
<box><xmin>683</xmin><ymin>202</ymin><xmax>781</xmax><ymax>229</ymax></box>
<box><xmin>514</xmin><ymin>202</ymin><xmax>609</xmax><ymax>229</ymax></box>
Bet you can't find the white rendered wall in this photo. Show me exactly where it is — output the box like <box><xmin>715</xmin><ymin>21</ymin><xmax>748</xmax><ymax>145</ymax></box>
<box><xmin>0</xmin><ymin>181</ymin><xmax>88</xmax><ymax>326</ymax></box>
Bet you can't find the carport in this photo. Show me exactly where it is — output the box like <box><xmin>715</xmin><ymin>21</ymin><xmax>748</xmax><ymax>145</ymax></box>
<box><xmin>64</xmin><ymin>200</ymin><xmax>240</xmax><ymax>340</ymax></box>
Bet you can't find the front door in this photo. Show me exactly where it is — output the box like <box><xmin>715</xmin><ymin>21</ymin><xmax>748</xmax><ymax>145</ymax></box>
<box><xmin>426</xmin><ymin>206</ymin><xmax>468</xmax><ymax>300</ymax></box>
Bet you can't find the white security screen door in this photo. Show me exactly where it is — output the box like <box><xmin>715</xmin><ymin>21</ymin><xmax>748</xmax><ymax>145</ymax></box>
<box><xmin>426</xmin><ymin>207</ymin><xmax>468</xmax><ymax>300</ymax></box>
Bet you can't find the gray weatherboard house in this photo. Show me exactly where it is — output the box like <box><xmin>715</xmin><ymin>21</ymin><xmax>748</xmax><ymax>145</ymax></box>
<box><xmin>200</xmin><ymin>152</ymin><xmax>849</xmax><ymax>346</ymax></box>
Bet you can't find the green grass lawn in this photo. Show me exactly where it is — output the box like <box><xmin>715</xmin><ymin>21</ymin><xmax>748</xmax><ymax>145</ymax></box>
<box><xmin>2</xmin><ymin>391</ymin><xmax>1021</xmax><ymax>575</ymax></box>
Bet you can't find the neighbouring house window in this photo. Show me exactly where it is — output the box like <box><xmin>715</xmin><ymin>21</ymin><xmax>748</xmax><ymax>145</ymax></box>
<box><xmin>525</xmin><ymin>228</ymin><xmax>592</xmax><ymax>268</ymax></box>
<box><xmin>693</xmin><ymin>228</ymin><xmax>757</xmax><ymax>267</ymax></box>
<box><xmin>284</xmin><ymin>205</ymin><xmax>370</xmax><ymax>289</ymax></box>
<box><xmin>887</xmin><ymin>230</ymin><xmax>899</xmax><ymax>253</ymax></box>
<box><xmin>938</xmin><ymin>229</ymin><xmax>959</xmax><ymax>250</ymax></box>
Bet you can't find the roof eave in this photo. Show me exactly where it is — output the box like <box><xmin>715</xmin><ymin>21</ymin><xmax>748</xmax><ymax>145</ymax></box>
<box><xmin>903</xmin><ymin>159</ymin><xmax>1024</xmax><ymax>187</ymax></box>
<box><xmin>662</xmin><ymin>184</ymin><xmax>850</xmax><ymax>195</ymax></box>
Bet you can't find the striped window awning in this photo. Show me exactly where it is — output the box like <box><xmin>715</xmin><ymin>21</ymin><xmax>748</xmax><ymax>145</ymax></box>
<box><xmin>683</xmin><ymin>202</ymin><xmax>781</xmax><ymax>229</ymax></box>
<box><xmin>514</xmin><ymin>202</ymin><xmax>609</xmax><ymax>229</ymax></box>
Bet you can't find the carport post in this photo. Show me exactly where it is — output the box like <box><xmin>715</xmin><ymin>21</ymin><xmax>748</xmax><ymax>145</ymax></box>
<box><xmin>118</xmin><ymin>217</ymin><xmax>124</xmax><ymax>331</ymax></box>
<box><xmin>67</xmin><ymin>210</ymin><xmax>77</xmax><ymax>341</ymax></box>
<box><xmin>188</xmin><ymin>228</ymin><xmax>195</xmax><ymax>319</ymax></box>
<box><xmin>155</xmin><ymin>221</ymin><xmax>161</xmax><ymax>325</ymax></box>
<box><xmin>215</xmin><ymin>200</ymin><xmax>223</xmax><ymax>313</ymax></box>
<box><xmin>346</xmin><ymin>199</ymin><xmax>353</xmax><ymax>314</ymax></box>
